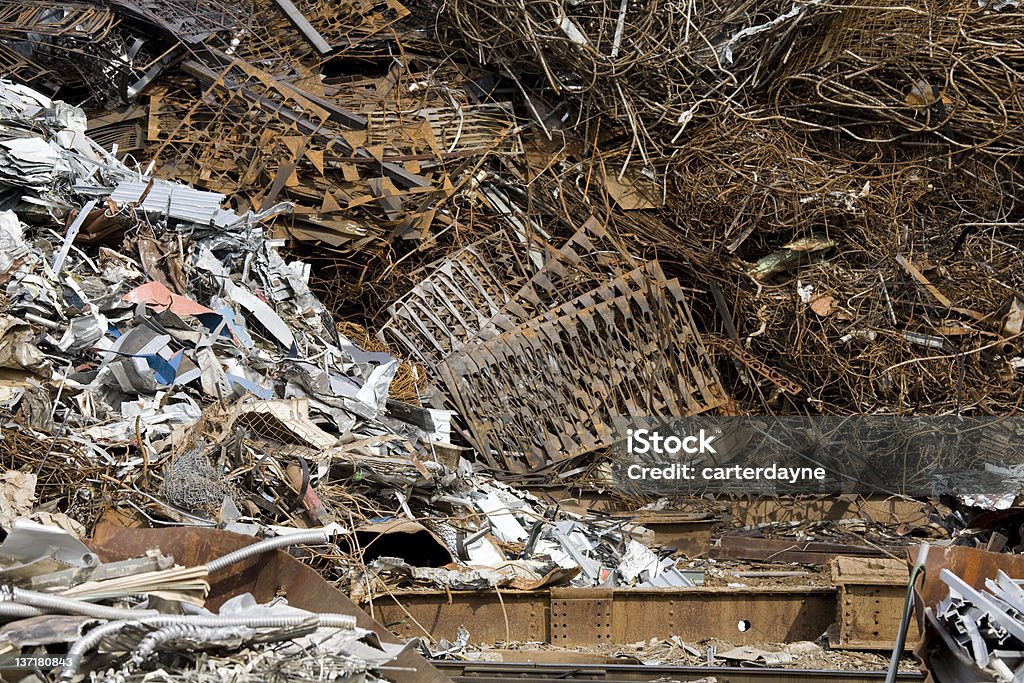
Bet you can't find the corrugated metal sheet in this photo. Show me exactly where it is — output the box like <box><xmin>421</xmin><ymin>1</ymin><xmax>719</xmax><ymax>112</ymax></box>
<box><xmin>109</xmin><ymin>178</ymin><xmax>238</xmax><ymax>225</ymax></box>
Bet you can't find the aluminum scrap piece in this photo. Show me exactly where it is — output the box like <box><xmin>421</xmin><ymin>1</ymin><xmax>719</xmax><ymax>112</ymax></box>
<box><xmin>51</xmin><ymin>200</ymin><xmax>97</xmax><ymax>274</ymax></box>
<box><xmin>109</xmin><ymin>179</ymin><xmax>237</xmax><ymax>226</ymax></box>
<box><xmin>436</xmin><ymin>262</ymin><xmax>728</xmax><ymax>470</ymax></box>
<box><xmin>941</xmin><ymin>568</ymin><xmax>1024</xmax><ymax>645</ymax></box>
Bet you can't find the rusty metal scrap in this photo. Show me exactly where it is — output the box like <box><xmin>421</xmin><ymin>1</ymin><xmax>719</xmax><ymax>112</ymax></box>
<box><xmin>368</xmin><ymin>102</ymin><xmax>521</xmax><ymax>157</ymax></box>
<box><xmin>148</xmin><ymin>58</ymin><xmax>434</xmax><ymax>231</ymax></box>
<box><xmin>479</xmin><ymin>216</ymin><xmax>638</xmax><ymax>338</ymax></box>
<box><xmin>0</xmin><ymin>2</ymin><xmax>116</xmax><ymax>39</ymax></box>
<box><xmin>379</xmin><ymin>212</ymin><xmax>727</xmax><ymax>470</ymax></box>
<box><xmin>233</xmin><ymin>0</ymin><xmax>410</xmax><ymax>61</ymax></box>
<box><xmin>381</xmin><ymin>219</ymin><xmax>633</xmax><ymax>368</ymax></box>
<box><xmin>716</xmin><ymin>337</ymin><xmax>804</xmax><ymax>396</ymax></box>
<box><xmin>108</xmin><ymin>0</ymin><xmax>241</xmax><ymax>44</ymax></box>
<box><xmin>0</xmin><ymin>2</ymin><xmax>139</xmax><ymax>99</ymax></box>
<box><xmin>435</xmin><ymin>261</ymin><xmax>728</xmax><ymax>471</ymax></box>
<box><xmin>272</xmin><ymin>0</ymin><xmax>332</xmax><ymax>54</ymax></box>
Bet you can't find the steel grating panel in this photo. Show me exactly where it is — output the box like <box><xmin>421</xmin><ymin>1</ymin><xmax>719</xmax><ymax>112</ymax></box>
<box><xmin>477</xmin><ymin>216</ymin><xmax>638</xmax><ymax>340</ymax></box>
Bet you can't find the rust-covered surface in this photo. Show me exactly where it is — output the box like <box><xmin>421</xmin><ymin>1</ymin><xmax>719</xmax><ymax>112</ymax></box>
<box><xmin>370</xmin><ymin>586</ymin><xmax>835</xmax><ymax>646</ymax></box>
<box><xmin>433</xmin><ymin>261</ymin><xmax>728</xmax><ymax>471</ymax></box>
<box><xmin>830</xmin><ymin>556</ymin><xmax>914</xmax><ymax>651</ymax></box>
<box><xmin>715</xmin><ymin>535</ymin><xmax>900</xmax><ymax>565</ymax></box>
<box><xmin>611</xmin><ymin>511</ymin><xmax>717</xmax><ymax>557</ymax></box>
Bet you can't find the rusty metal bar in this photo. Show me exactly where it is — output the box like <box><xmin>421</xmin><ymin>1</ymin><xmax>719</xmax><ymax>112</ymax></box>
<box><xmin>273</xmin><ymin>0</ymin><xmax>332</xmax><ymax>54</ymax></box>
<box><xmin>714</xmin><ymin>535</ymin><xmax>899</xmax><ymax>565</ymax></box>
<box><xmin>371</xmin><ymin>586</ymin><xmax>836</xmax><ymax>646</ymax></box>
<box><xmin>830</xmin><ymin>557</ymin><xmax>918</xmax><ymax>651</ymax></box>
<box><xmin>434</xmin><ymin>661</ymin><xmax>925</xmax><ymax>683</ymax></box>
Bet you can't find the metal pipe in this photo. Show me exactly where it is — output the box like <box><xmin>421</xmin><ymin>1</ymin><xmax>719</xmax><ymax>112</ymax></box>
<box><xmin>886</xmin><ymin>543</ymin><xmax>929</xmax><ymax>683</ymax></box>
<box><xmin>108</xmin><ymin>624</ymin><xmax>254</xmax><ymax>683</ymax></box>
<box><xmin>0</xmin><ymin>602</ymin><xmax>45</xmax><ymax>620</ymax></box>
<box><xmin>204</xmin><ymin>529</ymin><xmax>333</xmax><ymax>574</ymax></box>
<box><xmin>3</xmin><ymin>586</ymin><xmax>161</xmax><ymax>621</ymax></box>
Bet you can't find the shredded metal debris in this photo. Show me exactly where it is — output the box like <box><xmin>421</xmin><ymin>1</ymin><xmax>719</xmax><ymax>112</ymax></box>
<box><xmin>0</xmin><ymin>0</ymin><xmax>1021</xmax><ymax>681</ymax></box>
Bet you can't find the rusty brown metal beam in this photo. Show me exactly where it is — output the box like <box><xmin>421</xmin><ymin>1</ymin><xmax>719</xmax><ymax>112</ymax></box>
<box><xmin>369</xmin><ymin>586</ymin><xmax>836</xmax><ymax>646</ymax></box>
<box><xmin>610</xmin><ymin>511</ymin><xmax>716</xmax><ymax>557</ymax></box>
<box><xmin>272</xmin><ymin>0</ymin><xmax>332</xmax><ymax>55</ymax></box>
<box><xmin>830</xmin><ymin>557</ymin><xmax>918</xmax><ymax>651</ymax></box>
<box><xmin>714</xmin><ymin>535</ymin><xmax>901</xmax><ymax>565</ymax></box>
<box><xmin>526</xmin><ymin>490</ymin><xmax>929</xmax><ymax>524</ymax></box>
<box><xmin>434</xmin><ymin>661</ymin><xmax>925</xmax><ymax>683</ymax></box>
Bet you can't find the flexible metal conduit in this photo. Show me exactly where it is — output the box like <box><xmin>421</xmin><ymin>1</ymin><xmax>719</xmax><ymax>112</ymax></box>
<box><xmin>3</xmin><ymin>587</ymin><xmax>161</xmax><ymax>620</ymax></box>
<box><xmin>107</xmin><ymin>624</ymin><xmax>253</xmax><ymax>683</ymax></box>
<box><xmin>130</xmin><ymin>624</ymin><xmax>249</xmax><ymax>667</ymax></box>
<box><xmin>61</xmin><ymin>611</ymin><xmax>358</xmax><ymax>681</ymax></box>
<box><xmin>0</xmin><ymin>602</ymin><xmax>45</xmax><ymax>619</ymax></box>
<box><xmin>204</xmin><ymin>529</ymin><xmax>333</xmax><ymax>574</ymax></box>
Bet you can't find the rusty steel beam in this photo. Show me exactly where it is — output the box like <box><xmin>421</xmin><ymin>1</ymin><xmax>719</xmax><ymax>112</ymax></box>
<box><xmin>610</xmin><ymin>511</ymin><xmax>717</xmax><ymax>557</ymax></box>
<box><xmin>830</xmin><ymin>556</ymin><xmax>918</xmax><ymax>651</ymax></box>
<box><xmin>714</xmin><ymin>535</ymin><xmax>901</xmax><ymax>565</ymax></box>
<box><xmin>370</xmin><ymin>586</ymin><xmax>835</xmax><ymax>646</ymax></box>
<box><xmin>273</xmin><ymin>0</ymin><xmax>332</xmax><ymax>54</ymax></box>
<box><xmin>434</xmin><ymin>661</ymin><xmax>925</xmax><ymax>683</ymax></box>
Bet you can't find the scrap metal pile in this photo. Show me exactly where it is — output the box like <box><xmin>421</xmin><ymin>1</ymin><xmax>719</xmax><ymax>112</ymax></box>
<box><xmin>0</xmin><ymin>37</ymin><xmax>696</xmax><ymax>681</ymax></box>
<box><xmin>0</xmin><ymin>521</ymin><xmax>401</xmax><ymax>683</ymax></box>
<box><xmin>931</xmin><ymin>567</ymin><xmax>1024</xmax><ymax>682</ymax></box>
<box><xmin>0</xmin><ymin>0</ymin><xmax>1017</xmax><ymax>475</ymax></box>
<box><xmin>0</xmin><ymin>0</ymin><xmax>1022</xmax><ymax>678</ymax></box>
<box><xmin>425</xmin><ymin>0</ymin><xmax>1024</xmax><ymax>425</ymax></box>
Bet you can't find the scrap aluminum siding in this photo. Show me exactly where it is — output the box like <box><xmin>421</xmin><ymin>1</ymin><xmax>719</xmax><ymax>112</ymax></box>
<box><xmin>109</xmin><ymin>179</ymin><xmax>239</xmax><ymax>226</ymax></box>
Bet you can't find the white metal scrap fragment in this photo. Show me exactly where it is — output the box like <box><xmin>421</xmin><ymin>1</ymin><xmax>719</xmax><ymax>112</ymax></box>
<box><xmin>720</xmin><ymin>0</ymin><xmax>825</xmax><ymax>64</ymax></box>
<box><xmin>224</xmin><ymin>280</ymin><xmax>295</xmax><ymax>350</ymax></box>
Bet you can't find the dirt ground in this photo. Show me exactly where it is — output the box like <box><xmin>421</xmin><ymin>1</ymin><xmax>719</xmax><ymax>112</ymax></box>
<box><xmin>467</xmin><ymin>638</ymin><xmax>920</xmax><ymax>672</ymax></box>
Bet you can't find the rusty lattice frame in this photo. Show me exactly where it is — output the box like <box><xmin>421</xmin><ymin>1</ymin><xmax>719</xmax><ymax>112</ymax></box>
<box><xmin>383</xmin><ymin>218</ymin><xmax>727</xmax><ymax>471</ymax></box>
<box><xmin>437</xmin><ymin>260</ymin><xmax>727</xmax><ymax>471</ymax></box>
